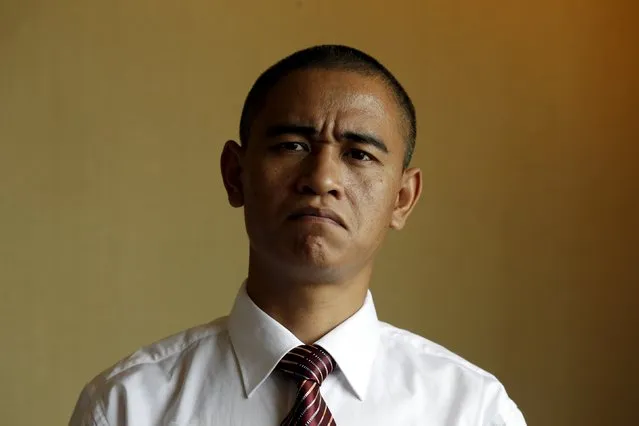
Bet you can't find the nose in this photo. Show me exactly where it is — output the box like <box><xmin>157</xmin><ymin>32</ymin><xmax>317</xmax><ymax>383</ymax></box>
<box><xmin>295</xmin><ymin>147</ymin><xmax>343</xmax><ymax>198</ymax></box>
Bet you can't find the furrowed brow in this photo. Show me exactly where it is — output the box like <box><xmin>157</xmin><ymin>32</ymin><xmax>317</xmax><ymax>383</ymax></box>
<box><xmin>341</xmin><ymin>131</ymin><xmax>389</xmax><ymax>153</ymax></box>
<box><xmin>265</xmin><ymin>124</ymin><xmax>318</xmax><ymax>139</ymax></box>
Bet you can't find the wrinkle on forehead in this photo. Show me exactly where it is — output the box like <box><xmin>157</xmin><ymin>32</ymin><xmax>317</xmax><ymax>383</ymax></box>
<box><xmin>320</xmin><ymin>89</ymin><xmax>387</xmax><ymax>113</ymax></box>
<box><xmin>281</xmin><ymin>88</ymin><xmax>391</xmax><ymax>135</ymax></box>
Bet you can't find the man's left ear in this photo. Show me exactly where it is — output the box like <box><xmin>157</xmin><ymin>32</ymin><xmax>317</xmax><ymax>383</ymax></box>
<box><xmin>390</xmin><ymin>167</ymin><xmax>422</xmax><ymax>230</ymax></box>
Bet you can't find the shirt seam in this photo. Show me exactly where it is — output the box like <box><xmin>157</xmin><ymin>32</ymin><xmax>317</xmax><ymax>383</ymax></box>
<box><xmin>94</xmin><ymin>396</ymin><xmax>110</xmax><ymax>426</ymax></box>
<box><xmin>104</xmin><ymin>322</ymin><xmax>227</xmax><ymax>382</ymax></box>
<box><xmin>104</xmin><ymin>335</ymin><xmax>212</xmax><ymax>388</ymax></box>
<box><xmin>382</xmin><ymin>326</ymin><xmax>496</xmax><ymax>380</ymax></box>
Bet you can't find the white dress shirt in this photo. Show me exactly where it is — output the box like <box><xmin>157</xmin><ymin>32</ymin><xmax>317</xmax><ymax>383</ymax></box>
<box><xmin>69</xmin><ymin>283</ymin><xmax>526</xmax><ymax>426</ymax></box>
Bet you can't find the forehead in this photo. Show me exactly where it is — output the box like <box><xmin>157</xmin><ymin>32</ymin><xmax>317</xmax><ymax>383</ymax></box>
<box><xmin>254</xmin><ymin>68</ymin><xmax>405</xmax><ymax>141</ymax></box>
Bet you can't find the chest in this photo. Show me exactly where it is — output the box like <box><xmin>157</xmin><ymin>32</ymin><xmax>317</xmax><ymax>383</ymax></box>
<box><xmin>162</xmin><ymin>370</ymin><xmax>481</xmax><ymax>426</ymax></box>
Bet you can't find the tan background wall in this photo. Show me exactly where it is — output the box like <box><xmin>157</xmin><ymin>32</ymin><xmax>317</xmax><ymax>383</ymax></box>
<box><xmin>1</xmin><ymin>1</ymin><xmax>637</xmax><ymax>425</ymax></box>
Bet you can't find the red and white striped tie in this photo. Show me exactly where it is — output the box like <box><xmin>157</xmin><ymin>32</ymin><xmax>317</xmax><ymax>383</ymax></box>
<box><xmin>277</xmin><ymin>345</ymin><xmax>337</xmax><ymax>426</ymax></box>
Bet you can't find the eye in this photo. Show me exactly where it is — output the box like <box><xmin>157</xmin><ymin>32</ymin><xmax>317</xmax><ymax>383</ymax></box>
<box><xmin>346</xmin><ymin>149</ymin><xmax>374</xmax><ymax>162</ymax></box>
<box><xmin>277</xmin><ymin>142</ymin><xmax>309</xmax><ymax>152</ymax></box>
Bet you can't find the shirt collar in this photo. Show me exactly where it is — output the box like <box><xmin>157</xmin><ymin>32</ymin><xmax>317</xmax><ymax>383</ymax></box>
<box><xmin>227</xmin><ymin>282</ymin><xmax>380</xmax><ymax>401</ymax></box>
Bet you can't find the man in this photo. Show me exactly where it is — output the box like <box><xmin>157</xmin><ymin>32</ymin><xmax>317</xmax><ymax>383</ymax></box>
<box><xmin>70</xmin><ymin>45</ymin><xmax>526</xmax><ymax>425</ymax></box>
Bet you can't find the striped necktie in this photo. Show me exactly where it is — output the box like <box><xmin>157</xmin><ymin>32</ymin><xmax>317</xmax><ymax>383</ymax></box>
<box><xmin>277</xmin><ymin>344</ymin><xmax>337</xmax><ymax>426</ymax></box>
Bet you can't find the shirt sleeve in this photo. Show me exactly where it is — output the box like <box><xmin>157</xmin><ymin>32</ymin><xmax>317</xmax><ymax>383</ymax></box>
<box><xmin>481</xmin><ymin>377</ymin><xmax>527</xmax><ymax>426</ymax></box>
<box><xmin>68</xmin><ymin>382</ymin><xmax>110</xmax><ymax>426</ymax></box>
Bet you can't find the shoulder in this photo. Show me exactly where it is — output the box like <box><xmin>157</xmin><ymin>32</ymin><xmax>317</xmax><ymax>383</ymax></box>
<box><xmin>378</xmin><ymin>321</ymin><xmax>495</xmax><ymax>379</ymax></box>
<box><xmin>100</xmin><ymin>316</ymin><xmax>229</xmax><ymax>383</ymax></box>
<box><xmin>376</xmin><ymin>322</ymin><xmax>527</xmax><ymax>425</ymax></box>
<box><xmin>69</xmin><ymin>317</ymin><xmax>230</xmax><ymax>425</ymax></box>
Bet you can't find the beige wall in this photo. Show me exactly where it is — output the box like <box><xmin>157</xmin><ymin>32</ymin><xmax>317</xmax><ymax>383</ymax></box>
<box><xmin>1</xmin><ymin>1</ymin><xmax>637</xmax><ymax>424</ymax></box>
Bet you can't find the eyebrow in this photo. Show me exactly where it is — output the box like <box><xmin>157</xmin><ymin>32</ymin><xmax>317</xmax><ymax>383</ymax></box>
<box><xmin>265</xmin><ymin>124</ymin><xmax>389</xmax><ymax>153</ymax></box>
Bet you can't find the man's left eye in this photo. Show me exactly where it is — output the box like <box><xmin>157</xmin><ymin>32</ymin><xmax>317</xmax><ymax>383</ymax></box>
<box><xmin>346</xmin><ymin>149</ymin><xmax>373</xmax><ymax>161</ymax></box>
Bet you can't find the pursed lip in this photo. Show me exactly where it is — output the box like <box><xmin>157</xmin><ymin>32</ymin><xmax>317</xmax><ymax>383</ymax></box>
<box><xmin>288</xmin><ymin>206</ymin><xmax>347</xmax><ymax>229</ymax></box>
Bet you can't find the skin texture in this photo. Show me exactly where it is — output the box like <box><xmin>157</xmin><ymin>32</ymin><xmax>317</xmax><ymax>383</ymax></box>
<box><xmin>221</xmin><ymin>68</ymin><xmax>422</xmax><ymax>343</ymax></box>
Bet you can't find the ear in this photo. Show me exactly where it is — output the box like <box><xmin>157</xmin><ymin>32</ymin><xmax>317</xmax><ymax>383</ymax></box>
<box><xmin>390</xmin><ymin>167</ymin><xmax>422</xmax><ymax>230</ymax></box>
<box><xmin>220</xmin><ymin>140</ymin><xmax>245</xmax><ymax>208</ymax></box>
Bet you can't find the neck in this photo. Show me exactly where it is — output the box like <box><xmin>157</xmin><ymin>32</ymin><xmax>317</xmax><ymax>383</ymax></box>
<box><xmin>246</xmin><ymin>250</ymin><xmax>372</xmax><ymax>344</ymax></box>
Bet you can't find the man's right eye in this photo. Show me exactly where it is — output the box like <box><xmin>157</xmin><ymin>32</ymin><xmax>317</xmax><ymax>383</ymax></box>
<box><xmin>278</xmin><ymin>142</ymin><xmax>309</xmax><ymax>152</ymax></box>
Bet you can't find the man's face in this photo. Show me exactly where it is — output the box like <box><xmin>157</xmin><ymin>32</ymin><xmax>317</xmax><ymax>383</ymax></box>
<box><xmin>223</xmin><ymin>68</ymin><xmax>420</xmax><ymax>281</ymax></box>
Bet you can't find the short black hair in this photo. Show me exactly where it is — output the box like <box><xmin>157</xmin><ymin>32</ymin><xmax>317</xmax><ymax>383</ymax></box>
<box><xmin>239</xmin><ymin>44</ymin><xmax>417</xmax><ymax>168</ymax></box>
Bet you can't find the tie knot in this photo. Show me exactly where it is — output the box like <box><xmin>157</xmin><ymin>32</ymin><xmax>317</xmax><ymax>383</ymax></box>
<box><xmin>277</xmin><ymin>344</ymin><xmax>335</xmax><ymax>385</ymax></box>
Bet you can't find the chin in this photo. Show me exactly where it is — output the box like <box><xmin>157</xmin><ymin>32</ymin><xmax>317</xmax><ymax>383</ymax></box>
<box><xmin>292</xmin><ymin>232</ymin><xmax>341</xmax><ymax>260</ymax></box>
<box><xmin>279</xmin><ymin>239</ymin><xmax>346</xmax><ymax>281</ymax></box>
<box><xmin>250</xmin><ymin>232</ymin><xmax>351</xmax><ymax>280</ymax></box>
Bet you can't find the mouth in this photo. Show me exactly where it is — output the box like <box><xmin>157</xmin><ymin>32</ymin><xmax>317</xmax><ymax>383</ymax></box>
<box><xmin>288</xmin><ymin>207</ymin><xmax>347</xmax><ymax>229</ymax></box>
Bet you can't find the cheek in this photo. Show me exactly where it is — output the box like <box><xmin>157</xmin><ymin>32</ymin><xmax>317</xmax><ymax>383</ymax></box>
<box><xmin>243</xmin><ymin>163</ymin><xmax>288</xmax><ymax>237</ymax></box>
<box><xmin>245</xmin><ymin>160</ymin><xmax>290</xmax><ymax>205</ymax></box>
<box><xmin>350</xmin><ymin>173</ymin><xmax>397</xmax><ymax>227</ymax></box>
